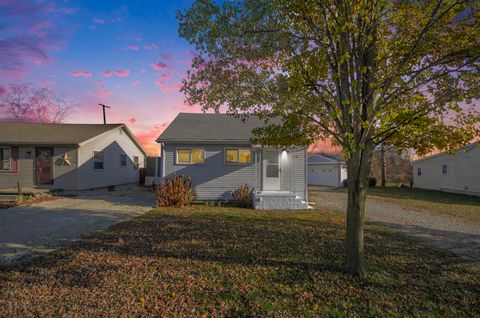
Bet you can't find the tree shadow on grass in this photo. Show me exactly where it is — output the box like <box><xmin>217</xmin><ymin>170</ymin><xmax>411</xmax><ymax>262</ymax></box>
<box><xmin>1</xmin><ymin>208</ymin><xmax>479</xmax><ymax>316</ymax></box>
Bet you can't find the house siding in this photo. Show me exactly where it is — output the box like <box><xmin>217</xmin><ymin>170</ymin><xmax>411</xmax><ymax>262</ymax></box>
<box><xmin>281</xmin><ymin>148</ymin><xmax>307</xmax><ymax>199</ymax></box>
<box><xmin>413</xmin><ymin>146</ymin><xmax>480</xmax><ymax>195</ymax></box>
<box><xmin>162</xmin><ymin>144</ymin><xmax>306</xmax><ymax>201</ymax></box>
<box><xmin>0</xmin><ymin>146</ymin><xmax>78</xmax><ymax>190</ymax></box>
<box><xmin>163</xmin><ymin>144</ymin><xmax>258</xmax><ymax>200</ymax></box>
<box><xmin>77</xmin><ymin>127</ymin><xmax>145</xmax><ymax>190</ymax></box>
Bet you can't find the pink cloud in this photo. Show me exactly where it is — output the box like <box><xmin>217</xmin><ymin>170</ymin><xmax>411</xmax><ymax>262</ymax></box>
<box><xmin>150</xmin><ymin>62</ymin><xmax>170</xmax><ymax>71</ymax></box>
<box><xmin>135</xmin><ymin>122</ymin><xmax>169</xmax><ymax>155</ymax></box>
<box><xmin>151</xmin><ymin>44</ymin><xmax>158</xmax><ymax>49</ymax></box>
<box><xmin>69</xmin><ymin>70</ymin><xmax>92</xmax><ymax>77</ymax></box>
<box><xmin>126</xmin><ymin>118</ymin><xmax>137</xmax><ymax>125</ymax></box>
<box><xmin>0</xmin><ymin>0</ymin><xmax>73</xmax><ymax>77</ymax></box>
<box><xmin>114</xmin><ymin>70</ymin><xmax>130</xmax><ymax>77</ymax></box>
<box><xmin>101</xmin><ymin>70</ymin><xmax>112</xmax><ymax>77</ymax></box>
<box><xmin>96</xmin><ymin>86</ymin><xmax>112</xmax><ymax>98</ymax></box>
<box><xmin>159</xmin><ymin>53</ymin><xmax>172</xmax><ymax>61</ymax></box>
<box><xmin>128</xmin><ymin>44</ymin><xmax>139</xmax><ymax>51</ymax></box>
<box><xmin>155</xmin><ymin>81</ymin><xmax>182</xmax><ymax>93</ymax></box>
<box><xmin>130</xmin><ymin>80</ymin><xmax>140</xmax><ymax>87</ymax></box>
<box><xmin>93</xmin><ymin>18</ymin><xmax>105</xmax><ymax>24</ymax></box>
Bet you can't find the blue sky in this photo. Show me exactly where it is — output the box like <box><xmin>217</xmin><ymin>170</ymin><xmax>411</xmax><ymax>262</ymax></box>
<box><xmin>0</xmin><ymin>0</ymin><xmax>199</xmax><ymax>154</ymax></box>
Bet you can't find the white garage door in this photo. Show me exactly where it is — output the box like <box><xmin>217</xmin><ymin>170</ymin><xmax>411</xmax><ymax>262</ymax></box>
<box><xmin>308</xmin><ymin>164</ymin><xmax>339</xmax><ymax>186</ymax></box>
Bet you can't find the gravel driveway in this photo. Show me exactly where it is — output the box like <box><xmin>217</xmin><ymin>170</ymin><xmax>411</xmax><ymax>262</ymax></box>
<box><xmin>0</xmin><ymin>186</ymin><xmax>154</xmax><ymax>265</ymax></box>
<box><xmin>309</xmin><ymin>187</ymin><xmax>480</xmax><ymax>263</ymax></box>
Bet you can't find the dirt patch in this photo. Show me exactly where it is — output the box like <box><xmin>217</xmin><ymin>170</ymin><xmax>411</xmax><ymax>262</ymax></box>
<box><xmin>309</xmin><ymin>186</ymin><xmax>480</xmax><ymax>263</ymax></box>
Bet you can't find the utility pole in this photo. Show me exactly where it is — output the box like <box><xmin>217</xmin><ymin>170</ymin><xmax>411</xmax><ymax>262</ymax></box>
<box><xmin>98</xmin><ymin>103</ymin><xmax>111</xmax><ymax>124</ymax></box>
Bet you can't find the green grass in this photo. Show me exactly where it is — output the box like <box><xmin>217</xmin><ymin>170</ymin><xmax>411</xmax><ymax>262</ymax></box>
<box><xmin>1</xmin><ymin>206</ymin><xmax>479</xmax><ymax>317</ymax></box>
<box><xmin>367</xmin><ymin>186</ymin><xmax>480</xmax><ymax>206</ymax></box>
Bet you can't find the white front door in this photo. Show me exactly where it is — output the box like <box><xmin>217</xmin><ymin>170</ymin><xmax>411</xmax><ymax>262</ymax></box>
<box><xmin>263</xmin><ymin>149</ymin><xmax>281</xmax><ymax>191</ymax></box>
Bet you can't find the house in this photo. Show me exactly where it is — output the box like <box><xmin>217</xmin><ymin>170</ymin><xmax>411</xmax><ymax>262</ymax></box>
<box><xmin>412</xmin><ymin>143</ymin><xmax>480</xmax><ymax>196</ymax></box>
<box><xmin>308</xmin><ymin>153</ymin><xmax>347</xmax><ymax>187</ymax></box>
<box><xmin>156</xmin><ymin>113</ymin><xmax>308</xmax><ymax>210</ymax></box>
<box><xmin>0</xmin><ymin>122</ymin><xmax>146</xmax><ymax>191</ymax></box>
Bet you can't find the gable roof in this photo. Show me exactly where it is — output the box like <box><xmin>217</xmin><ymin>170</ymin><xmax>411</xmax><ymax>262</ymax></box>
<box><xmin>156</xmin><ymin>113</ymin><xmax>278</xmax><ymax>143</ymax></box>
<box><xmin>308</xmin><ymin>152</ymin><xmax>345</xmax><ymax>163</ymax></box>
<box><xmin>413</xmin><ymin>142</ymin><xmax>478</xmax><ymax>163</ymax></box>
<box><xmin>0</xmin><ymin>122</ymin><xmax>146</xmax><ymax>154</ymax></box>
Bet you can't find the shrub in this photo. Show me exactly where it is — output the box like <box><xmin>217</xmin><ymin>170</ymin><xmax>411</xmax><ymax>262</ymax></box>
<box><xmin>155</xmin><ymin>174</ymin><xmax>196</xmax><ymax>207</ymax></box>
<box><xmin>368</xmin><ymin>177</ymin><xmax>377</xmax><ymax>187</ymax></box>
<box><xmin>231</xmin><ymin>184</ymin><xmax>253</xmax><ymax>208</ymax></box>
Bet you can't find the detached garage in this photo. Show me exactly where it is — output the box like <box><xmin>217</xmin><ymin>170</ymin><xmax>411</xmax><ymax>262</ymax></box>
<box><xmin>308</xmin><ymin>153</ymin><xmax>347</xmax><ymax>187</ymax></box>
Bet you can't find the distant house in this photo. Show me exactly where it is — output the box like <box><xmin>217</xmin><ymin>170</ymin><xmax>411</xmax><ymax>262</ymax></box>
<box><xmin>412</xmin><ymin>143</ymin><xmax>479</xmax><ymax>196</ymax></box>
<box><xmin>156</xmin><ymin>113</ymin><xmax>308</xmax><ymax>210</ymax></box>
<box><xmin>0</xmin><ymin>123</ymin><xmax>146</xmax><ymax>191</ymax></box>
<box><xmin>308</xmin><ymin>153</ymin><xmax>347</xmax><ymax>187</ymax></box>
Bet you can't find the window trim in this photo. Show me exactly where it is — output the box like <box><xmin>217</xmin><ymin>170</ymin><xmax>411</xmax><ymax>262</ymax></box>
<box><xmin>93</xmin><ymin>149</ymin><xmax>104</xmax><ymax>170</ymax></box>
<box><xmin>0</xmin><ymin>146</ymin><xmax>12</xmax><ymax>172</ymax></box>
<box><xmin>175</xmin><ymin>148</ymin><xmax>205</xmax><ymax>165</ymax></box>
<box><xmin>120</xmin><ymin>153</ymin><xmax>127</xmax><ymax>168</ymax></box>
<box><xmin>417</xmin><ymin>167</ymin><xmax>422</xmax><ymax>176</ymax></box>
<box><xmin>224</xmin><ymin>147</ymin><xmax>252</xmax><ymax>165</ymax></box>
<box><xmin>441</xmin><ymin>164</ymin><xmax>448</xmax><ymax>176</ymax></box>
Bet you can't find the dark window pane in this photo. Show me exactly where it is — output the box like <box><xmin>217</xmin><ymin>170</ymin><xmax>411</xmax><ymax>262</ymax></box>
<box><xmin>265</xmin><ymin>151</ymin><xmax>278</xmax><ymax>164</ymax></box>
<box><xmin>266</xmin><ymin>165</ymin><xmax>278</xmax><ymax>177</ymax></box>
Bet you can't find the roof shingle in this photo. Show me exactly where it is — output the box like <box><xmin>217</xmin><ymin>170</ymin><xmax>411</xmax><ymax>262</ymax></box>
<box><xmin>0</xmin><ymin>122</ymin><xmax>123</xmax><ymax>145</ymax></box>
<box><xmin>156</xmin><ymin>113</ymin><xmax>278</xmax><ymax>143</ymax></box>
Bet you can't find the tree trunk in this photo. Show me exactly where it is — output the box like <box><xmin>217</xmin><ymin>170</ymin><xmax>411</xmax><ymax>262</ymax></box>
<box><xmin>380</xmin><ymin>144</ymin><xmax>386</xmax><ymax>187</ymax></box>
<box><xmin>345</xmin><ymin>143</ymin><xmax>374</xmax><ymax>277</ymax></box>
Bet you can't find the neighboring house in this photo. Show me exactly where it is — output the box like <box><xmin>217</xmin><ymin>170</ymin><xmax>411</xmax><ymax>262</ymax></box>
<box><xmin>0</xmin><ymin>122</ymin><xmax>146</xmax><ymax>191</ymax></box>
<box><xmin>308</xmin><ymin>153</ymin><xmax>347</xmax><ymax>187</ymax></box>
<box><xmin>145</xmin><ymin>156</ymin><xmax>162</xmax><ymax>186</ymax></box>
<box><xmin>412</xmin><ymin>143</ymin><xmax>480</xmax><ymax>196</ymax></box>
<box><xmin>156</xmin><ymin>113</ymin><xmax>308</xmax><ymax>210</ymax></box>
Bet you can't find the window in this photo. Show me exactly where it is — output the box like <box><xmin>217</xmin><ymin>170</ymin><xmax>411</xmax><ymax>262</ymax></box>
<box><xmin>176</xmin><ymin>148</ymin><xmax>204</xmax><ymax>164</ymax></box>
<box><xmin>93</xmin><ymin>151</ymin><xmax>103</xmax><ymax>169</ymax></box>
<box><xmin>120</xmin><ymin>154</ymin><xmax>127</xmax><ymax>167</ymax></box>
<box><xmin>133</xmin><ymin>156</ymin><xmax>139</xmax><ymax>168</ymax></box>
<box><xmin>0</xmin><ymin>147</ymin><xmax>11</xmax><ymax>171</ymax></box>
<box><xmin>417</xmin><ymin>167</ymin><xmax>422</xmax><ymax>176</ymax></box>
<box><xmin>225</xmin><ymin>148</ymin><xmax>251</xmax><ymax>164</ymax></box>
<box><xmin>442</xmin><ymin>164</ymin><xmax>448</xmax><ymax>175</ymax></box>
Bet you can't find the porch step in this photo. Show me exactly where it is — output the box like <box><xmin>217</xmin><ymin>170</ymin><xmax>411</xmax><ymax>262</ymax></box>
<box><xmin>252</xmin><ymin>191</ymin><xmax>309</xmax><ymax>210</ymax></box>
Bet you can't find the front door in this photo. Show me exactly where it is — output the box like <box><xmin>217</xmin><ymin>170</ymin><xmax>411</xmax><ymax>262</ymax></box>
<box><xmin>263</xmin><ymin>149</ymin><xmax>281</xmax><ymax>191</ymax></box>
<box><xmin>36</xmin><ymin>147</ymin><xmax>53</xmax><ymax>185</ymax></box>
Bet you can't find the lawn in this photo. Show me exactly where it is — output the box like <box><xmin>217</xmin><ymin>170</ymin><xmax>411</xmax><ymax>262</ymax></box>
<box><xmin>1</xmin><ymin>206</ymin><xmax>479</xmax><ymax>317</ymax></box>
<box><xmin>367</xmin><ymin>187</ymin><xmax>480</xmax><ymax>224</ymax></box>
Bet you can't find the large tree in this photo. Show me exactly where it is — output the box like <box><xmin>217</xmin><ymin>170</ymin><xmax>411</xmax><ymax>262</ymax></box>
<box><xmin>0</xmin><ymin>83</ymin><xmax>75</xmax><ymax>123</ymax></box>
<box><xmin>178</xmin><ymin>0</ymin><xmax>480</xmax><ymax>277</ymax></box>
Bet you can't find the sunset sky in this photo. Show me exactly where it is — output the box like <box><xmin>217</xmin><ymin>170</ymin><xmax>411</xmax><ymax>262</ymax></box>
<box><xmin>0</xmin><ymin>0</ymin><xmax>201</xmax><ymax>155</ymax></box>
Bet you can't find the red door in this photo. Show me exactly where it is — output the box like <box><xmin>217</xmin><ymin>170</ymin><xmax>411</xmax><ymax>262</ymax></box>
<box><xmin>36</xmin><ymin>148</ymin><xmax>53</xmax><ymax>185</ymax></box>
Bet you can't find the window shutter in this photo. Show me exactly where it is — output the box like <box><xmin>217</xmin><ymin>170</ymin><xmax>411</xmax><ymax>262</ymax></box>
<box><xmin>11</xmin><ymin>146</ymin><xmax>19</xmax><ymax>173</ymax></box>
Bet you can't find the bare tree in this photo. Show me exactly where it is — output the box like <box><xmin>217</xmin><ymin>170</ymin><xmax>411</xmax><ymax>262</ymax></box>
<box><xmin>0</xmin><ymin>84</ymin><xmax>75</xmax><ymax>123</ymax></box>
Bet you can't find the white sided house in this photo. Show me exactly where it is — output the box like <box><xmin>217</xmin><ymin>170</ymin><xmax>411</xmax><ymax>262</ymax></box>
<box><xmin>412</xmin><ymin>143</ymin><xmax>480</xmax><ymax>196</ymax></box>
<box><xmin>0</xmin><ymin>122</ymin><xmax>146</xmax><ymax>191</ymax></box>
<box><xmin>156</xmin><ymin>113</ymin><xmax>309</xmax><ymax>210</ymax></box>
<box><xmin>308</xmin><ymin>153</ymin><xmax>347</xmax><ymax>187</ymax></box>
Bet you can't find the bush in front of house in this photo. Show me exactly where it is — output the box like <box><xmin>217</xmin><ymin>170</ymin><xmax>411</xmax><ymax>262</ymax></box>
<box><xmin>231</xmin><ymin>184</ymin><xmax>253</xmax><ymax>208</ymax></box>
<box><xmin>368</xmin><ymin>177</ymin><xmax>377</xmax><ymax>187</ymax></box>
<box><xmin>155</xmin><ymin>174</ymin><xmax>196</xmax><ymax>207</ymax></box>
